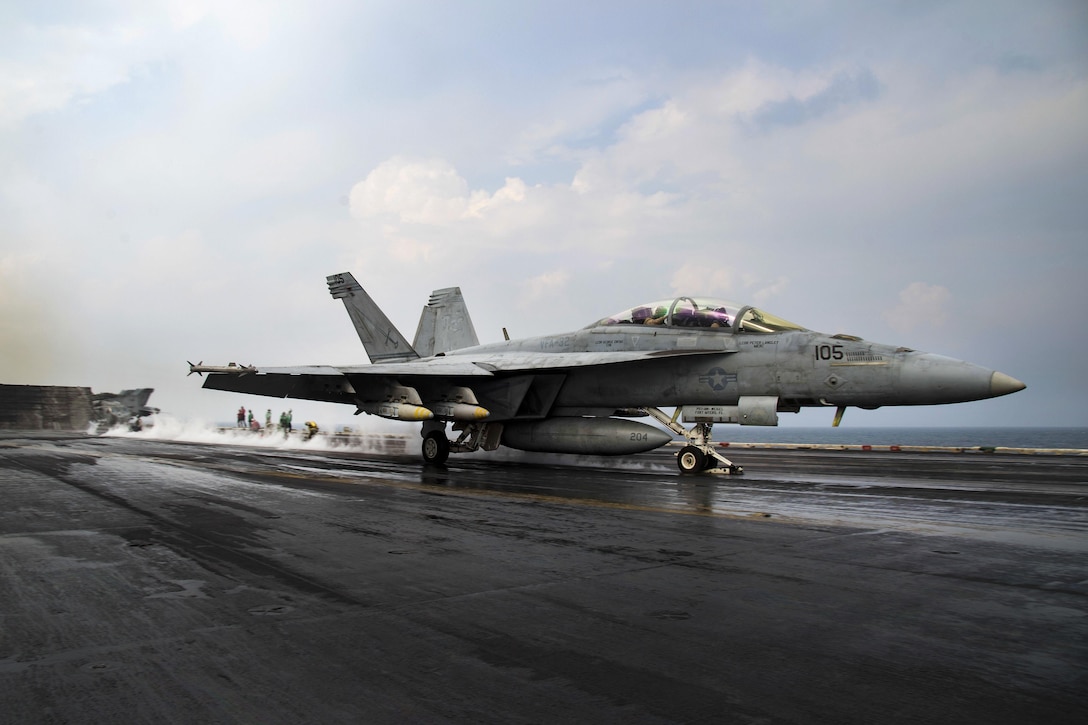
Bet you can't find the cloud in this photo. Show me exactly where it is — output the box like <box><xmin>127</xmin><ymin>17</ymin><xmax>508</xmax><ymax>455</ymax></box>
<box><xmin>382</xmin><ymin>229</ymin><xmax>436</xmax><ymax>265</ymax></box>
<box><xmin>347</xmin><ymin>155</ymin><xmax>685</xmax><ymax>265</ymax></box>
<box><xmin>349</xmin><ymin>157</ymin><xmax>531</xmax><ymax>227</ymax></box>
<box><xmin>503</xmin><ymin>69</ymin><xmax>653</xmax><ymax>168</ymax></box>
<box><xmin>341</xmin><ymin>54</ymin><xmax>1087</xmax><ymax>335</ymax></box>
<box><xmin>0</xmin><ymin>18</ymin><xmax>180</xmax><ymax>127</ymax></box>
<box><xmin>670</xmin><ymin>264</ymin><xmax>737</xmax><ymax>298</ymax></box>
<box><xmin>884</xmin><ymin>282</ymin><xmax>951</xmax><ymax>334</ymax></box>
<box><xmin>749</xmin><ymin>68</ymin><xmax>882</xmax><ymax>129</ymax></box>
<box><xmin>521</xmin><ymin>269</ymin><xmax>571</xmax><ymax>307</ymax></box>
<box><xmin>350</xmin><ymin>157</ymin><xmax>469</xmax><ymax>224</ymax></box>
<box><xmin>343</xmin><ymin>63</ymin><xmax>908</xmax><ymax>279</ymax></box>
<box><xmin>668</xmin><ymin>263</ymin><xmax>790</xmax><ymax>308</ymax></box>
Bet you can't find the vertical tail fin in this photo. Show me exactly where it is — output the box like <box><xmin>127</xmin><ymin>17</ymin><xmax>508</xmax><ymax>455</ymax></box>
<box><xmin>326</xmin><ymin>272</ymin><xmax>419</xmax><ymax>363</ymax></box>
<box><xmin>413</xmin><ymin>287</ymin><xmax>480</xmax><ymax>357</ymax></box>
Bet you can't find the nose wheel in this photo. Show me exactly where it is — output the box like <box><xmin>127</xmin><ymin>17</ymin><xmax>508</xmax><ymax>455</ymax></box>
<box><xmin>677</xmin><ymin>446</ymin><xmax>706</xmax><ymax>473</ymax></box>
<box><xmin>641</xmin><ymin>408</ymin><xmax>743</xmax><ymax>475</ymax></box>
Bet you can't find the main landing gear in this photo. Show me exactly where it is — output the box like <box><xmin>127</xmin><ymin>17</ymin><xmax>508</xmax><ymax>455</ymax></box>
<box><xmin>641</xmin><ymin>408</ymin><xmax>743</xmax><ymax>475</ymax></box>
<box><xmin>420</xmin><ymin>420</ymin><xmax>500</xmax><ymax>465</ymax></box>
<box><xmin>421</xmin><ymin>430</ymin><xmax>450</xmax><ymax>465</ymax></box>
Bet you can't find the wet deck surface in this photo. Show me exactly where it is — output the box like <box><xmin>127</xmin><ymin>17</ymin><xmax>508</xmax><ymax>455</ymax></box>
<box><xmin>2</xmin><ymin>432</ymin><xmax>1086</xmax><ymax>724</ymax></box>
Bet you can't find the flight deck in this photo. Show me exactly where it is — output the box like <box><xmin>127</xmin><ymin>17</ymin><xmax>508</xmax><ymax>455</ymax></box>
<box><xmin>1</xmin><ymin>432</ymin><xmax>1085</xmax><ymax>723</ymax></box>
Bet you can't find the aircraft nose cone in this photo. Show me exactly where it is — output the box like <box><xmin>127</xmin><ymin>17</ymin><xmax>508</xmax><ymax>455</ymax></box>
<box><xmin>990</xmin><ymin>371</ymin><xmax>1026</xmax><ymax>397</ymax></box>
<box><xmin>898</xmin><ymin>354</ymin><xmax>1023</xmax><ymax>405</ymax></box>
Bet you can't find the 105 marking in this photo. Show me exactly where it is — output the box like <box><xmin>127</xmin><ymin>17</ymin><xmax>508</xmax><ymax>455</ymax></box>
<box><xmin>814</xmin><ymin>344</ymin><xmax>844</xmax><ymax>361</ymax></box>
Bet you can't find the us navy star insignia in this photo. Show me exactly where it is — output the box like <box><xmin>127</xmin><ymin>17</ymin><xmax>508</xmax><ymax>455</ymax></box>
<box><xmin>699</xmin><ymin>367</ymin><xmax>737</xmax><ymax>391</ymax></box>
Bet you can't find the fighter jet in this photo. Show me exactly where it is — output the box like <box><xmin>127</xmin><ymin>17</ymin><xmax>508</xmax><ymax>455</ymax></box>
<box><xmin>91</xmin><ymin>388</ymin><xmax>160</xmax><ymax>432</ymax></box>
<box><xmin>190</xmin><ymin>272</ymin><xmax>1025</xmax><ymax>473</ymax></box>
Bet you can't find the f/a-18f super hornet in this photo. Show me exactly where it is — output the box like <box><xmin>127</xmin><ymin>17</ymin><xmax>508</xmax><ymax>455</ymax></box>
<box><xmin>190</xmin><ymin>272</ymin><xmax>1025</xmax><ymax>473</ymax></box>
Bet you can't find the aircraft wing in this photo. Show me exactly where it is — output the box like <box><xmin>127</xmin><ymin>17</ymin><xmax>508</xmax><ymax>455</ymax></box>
<box><xmin>198</xmin><ymin>348</ymin><xmax>733</xmax><ymax>410</ymax></box>
<box><xmin>199</xmin><ymin>365</ymin><xmax>353</xmax><ymax>405</ymax></box>
<box><xmin>203</xmin><ymin>348</ymin><xmax>729</xmax><ymax>383</ymax></box>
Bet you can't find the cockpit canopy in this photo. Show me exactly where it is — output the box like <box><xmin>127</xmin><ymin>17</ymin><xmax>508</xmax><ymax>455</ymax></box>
<box><xmin>584</xmin><ymin>297</ymin><xmax>807</xmax><ymax>333</ymax></box>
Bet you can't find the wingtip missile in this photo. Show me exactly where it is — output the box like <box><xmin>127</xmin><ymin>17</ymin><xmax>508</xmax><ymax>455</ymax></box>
<box><xmin>188</xmin><ymin>362</ymin><xmax>257</xmax><ymax>377</ymax></box>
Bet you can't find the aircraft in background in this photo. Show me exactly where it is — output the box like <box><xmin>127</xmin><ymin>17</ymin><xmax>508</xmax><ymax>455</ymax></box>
<box><xmin>92</xmin><ymin>388</ymin><xmax>159</xmax><ymax>432</ymax></box>
<box><xmin>190</xmin><ymin>272</ymin><xmax>1025</xmax><ymax>473</ymax></box>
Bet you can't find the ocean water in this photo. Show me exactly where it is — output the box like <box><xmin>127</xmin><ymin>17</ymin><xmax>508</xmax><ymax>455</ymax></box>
<box><xmin>715</xmin><ymin>427</ymin><xmax>1088</xmax><ymax>450</ymax></box>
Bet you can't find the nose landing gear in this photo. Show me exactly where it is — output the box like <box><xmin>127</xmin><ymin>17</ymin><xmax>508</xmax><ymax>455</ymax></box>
<box><xmin>642</xmin><ymin>408</ymin><xmax>743</xmax><ymax>475</ymax></box>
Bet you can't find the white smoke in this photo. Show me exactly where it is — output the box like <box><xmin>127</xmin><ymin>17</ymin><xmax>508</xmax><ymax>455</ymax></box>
<box><xmin>102</xmin><ymin>413</ymin><xmax>414</xmax><ymax>455</ymax></box>
<box><xmin>98</xmin><ymin>414</ymin><xmax>682</xmax><ymax>473</ymax></box>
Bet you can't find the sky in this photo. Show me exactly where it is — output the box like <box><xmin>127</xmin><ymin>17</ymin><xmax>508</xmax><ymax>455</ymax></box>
<box><xmin>2</xmin><ymin>0</ymin><xmax>1086</xmax><ymax>430</ymax></box>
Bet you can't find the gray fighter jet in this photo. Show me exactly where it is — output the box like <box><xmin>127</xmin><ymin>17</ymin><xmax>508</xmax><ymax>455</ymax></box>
<box><xmin>91</xmin><ymin>388</ymin><xmax>160</xmax><ymax>432</ymax></box>
<box><xmin>191</xmin><ymin>272</ymin><xmax>1025</xmax><ymax>473</ymax></box>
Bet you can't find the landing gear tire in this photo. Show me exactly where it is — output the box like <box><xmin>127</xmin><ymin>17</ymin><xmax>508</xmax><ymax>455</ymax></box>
<box><xmin>677</xmin><ymin>446</ymin><xmax>706</xmax><ymax>474</ymax></box>
<box><xmin>422</xmin><ymin>431</ymin><xmax>450</xmax><ymax>465</ymax></box>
